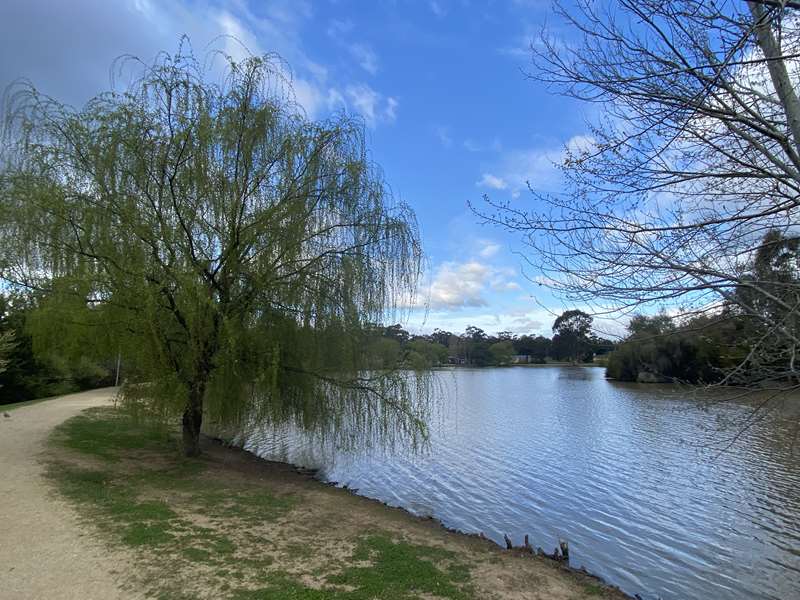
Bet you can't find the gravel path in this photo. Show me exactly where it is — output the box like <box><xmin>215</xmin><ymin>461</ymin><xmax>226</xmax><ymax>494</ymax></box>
<box><xmin>0</xmin><ymin>388</ymin><xmax>138</xmax><ymax>600</ymax></box>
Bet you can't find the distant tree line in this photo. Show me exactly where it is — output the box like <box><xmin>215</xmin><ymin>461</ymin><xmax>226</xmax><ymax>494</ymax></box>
<box><xmin>0</xmin><ymin>295</ymin><xmax>617</xmax><ymax>405</ymax></box>
<box><xmin>372</xmin><ymin>310</ymin><xmax>615</xmax><ymax>369</ymax></box>
<box><xmin>607</xmin><ymin>229</ymin><xmax>800</xmax><ymax>384</ymax></box>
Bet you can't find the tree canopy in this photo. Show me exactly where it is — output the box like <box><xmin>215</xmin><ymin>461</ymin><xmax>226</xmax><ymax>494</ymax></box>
<box><xmin>0</xmin><ymin>44</ymin><xmax>424</xmax><ymax>455</ymax></box>
<box><xmin>551</xmin><ymin>310</ymin><xmax>593</xmax><ymax>363</ymax></box>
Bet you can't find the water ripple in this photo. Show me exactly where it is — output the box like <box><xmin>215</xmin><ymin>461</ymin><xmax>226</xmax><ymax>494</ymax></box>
<box><xmin>243</xmin><ymin>367</ymin><xmax>800</xmax><ymax>600</ymax></box>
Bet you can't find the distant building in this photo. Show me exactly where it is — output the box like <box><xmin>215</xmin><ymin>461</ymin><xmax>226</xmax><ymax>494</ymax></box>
<box><xmin>447</xmin><ymin>356</ymin><xmax>467</xmax><ymax>365</ymax></box>
<box><xmin>511</xmin><ymin>355</ymin><xmax>531</xmax><ymax>364</ymax></box>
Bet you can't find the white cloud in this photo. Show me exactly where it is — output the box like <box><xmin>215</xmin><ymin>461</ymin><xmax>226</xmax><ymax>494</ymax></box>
<box><xmin>566</xmin><ymin>134</ymin><xmax>595</xmax><ymax>155</ymax></box>
<box><xmin>385</xmin><ymin>97</ymin><xmax>398</xmax><ymax>122</ymax></box>
<box><xmin>493</xmin><ymin>280</ymin><xmax>521</xmax><ymax>291</ymax></box>
<box><xmin>498</xmin><ymin>35</ymin><xmax>533</xmax><ymax>60</ymax></box>
<box><xmin>476</xmin><ymin>173</ymin><xmax>508</xmax><ymax>190</ymax></box>
<box><xmin>348</xmin><ymin>42</ymin><xmax>379</xmax><ymax>74</ymax></box>
<box><xmin>464</xmin><ymin>139</ymin><xmax>481</xmax><ymax>152</ymax></box>
<box><xmin>410</xmin><ymin>307</ymin><xmax>555</xmax><ymax>336</ymax></box>
<box><xmin>481</xmin><ymin>134</ymin><xmax>596</xmax><ymax>197</ymax></box>
<box><xmin>478</xmin><ymin>241</ymin><xmax>501</xmax><ymax>258</ymax></box>
<box><xmin>339</xmin><ymin>84</ymin><xmax>398</xmax><ymax>127</ymax></box>
<box><xmin>418</xmin><ymin>259</ymin><xmax>521</xmax><ymax>309</ymax></box>
<box><xmin>426</xmin><ymin>261</ymin><xmax>491</xmax><ymax>308</ymax></box>
<box><xmin>291</xmin><ymin>77</ymin><xmax>327</xmax><ymax>117</ymax></box>
<box><xmin>464</xmin><ymin>138</ymin><xmax>503</xmax><ymax>153</ymax></box>
<box><xmin>326</xmin><ymin>16</ymin><xmax>380</xmax><ymax>76</ymax></box>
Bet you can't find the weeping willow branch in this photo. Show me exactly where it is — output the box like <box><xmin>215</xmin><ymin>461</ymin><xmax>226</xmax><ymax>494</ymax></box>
<box><xmin>0</xmin><ymin>40</ymin><xmax>426</xmax><ymax>456</ymax></box>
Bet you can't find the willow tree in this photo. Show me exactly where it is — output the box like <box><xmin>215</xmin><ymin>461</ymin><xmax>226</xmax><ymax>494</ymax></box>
<box><xmin>0</xmin><ymin>46</ymin><xmax>424</xmax><ymax>456</ymax></box>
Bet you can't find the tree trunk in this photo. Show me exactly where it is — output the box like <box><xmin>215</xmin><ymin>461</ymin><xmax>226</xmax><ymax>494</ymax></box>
<box><xmin>749</xmin><ymin>2</ymin><xmax>800</xmax><ymax>151</ymax></box>
<box><xmin>182</xmin><ymin>384</ymin><xmax>205</xmax><ymax>457</ymax></box>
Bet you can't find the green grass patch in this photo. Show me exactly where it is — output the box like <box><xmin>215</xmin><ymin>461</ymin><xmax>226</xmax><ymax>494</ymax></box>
<box><xmin>51</xmin><ymin>407</ymin><xmax>174</xmax><ymax>461</ymax></box>
<box><xmin>48</xmin><ymin>463</ymin><xmax>179</xmax><ymax>549</ymax></box>
<box><xmin>583</xmin><ymin>583</ymin><xmax>605</xmax><ymax>596</ymax></box>
<box><xmin>45</xmin><ymin>406</ymin><xmax>478</xmax><ymax>600</ymax></box>
<box><xmin>236</xmin><ymin>534</ymin><xmax>474</xmax><ymax>600</ymax></box>
<box><xmin>329</xmin><ymin>534</ymin><xmax>473</xmax><ymax>599</ymax></box>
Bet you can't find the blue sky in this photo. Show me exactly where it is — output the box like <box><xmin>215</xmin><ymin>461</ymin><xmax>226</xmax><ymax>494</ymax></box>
<box><xmin>0</xmin><ymin>0</ymin><xmax>597</xmax><ymax>336</ymax></box>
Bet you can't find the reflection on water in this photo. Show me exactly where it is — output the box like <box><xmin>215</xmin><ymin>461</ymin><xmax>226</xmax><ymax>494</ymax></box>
<box><xmin>242</xmin><ymin>367</ymin><xmax>800</xmax><ymax>600</ymax></box>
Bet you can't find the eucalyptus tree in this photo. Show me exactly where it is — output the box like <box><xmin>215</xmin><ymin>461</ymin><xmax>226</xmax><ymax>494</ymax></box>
<box><xmin>476</xmin><ymin>1</ymin><xmax>800</xmax><ymax>391</ymax></box>
<box><xmin>0</xmin><ymin>46</ymin><xmax>424</xmax><ymax>456</ymax></box>
<box><xmin>551</xmin><ymin>310</ymin><xmax>593</xmax><ymax>363</ymax></box>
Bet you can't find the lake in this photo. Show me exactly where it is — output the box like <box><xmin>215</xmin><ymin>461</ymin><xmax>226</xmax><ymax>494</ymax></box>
<box><xmin>242</xmin><ymin>366</ymin><xmax>800</xmax><ymax>600</ymax></box>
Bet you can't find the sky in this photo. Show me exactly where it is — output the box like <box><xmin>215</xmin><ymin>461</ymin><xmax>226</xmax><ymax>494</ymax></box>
<box><xmin>0</xmin><ymin>0</ymin><xmax>600</xmax><ymax>337</ymax></box>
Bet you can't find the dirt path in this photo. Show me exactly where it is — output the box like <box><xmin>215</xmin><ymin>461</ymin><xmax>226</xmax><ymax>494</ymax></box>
<box><xmin>0</xmin><ymin>389</ymin><xmax>137</xmax><ymax>600</ymax></box>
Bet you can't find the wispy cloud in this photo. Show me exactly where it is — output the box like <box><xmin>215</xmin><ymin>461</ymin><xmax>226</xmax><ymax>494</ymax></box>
<box><xmin>348</xmin><ymin>42</ymin><xmax>379</xmax><ymax>74</ymax></box>
<box><xmin>478</xmin><ymin>241</ymin><xmax>501</xmax><ymax>258</ymax></box>
<box><xmin>464</xmin><ymin>138</ymin><xmax>503</xmax><ymax>153</ymax></box>
<box><xmin>478</xmin><ymin>134</ymin><xmax>595</xmax><ymax>197</ymax></box>
<box><xmin>327</xmin><ymin>18</ymin><xmax>354</xmax><ymax>38</ymax></box>
<box><xmin>341</xmin><ymin>84</ymin><xmax>398</xmax><ymax>127</ymax></box>
<box><xmin>476</xmin><ymin>173</ymin><xmax>508</xmax><ymax>190</ymax></box>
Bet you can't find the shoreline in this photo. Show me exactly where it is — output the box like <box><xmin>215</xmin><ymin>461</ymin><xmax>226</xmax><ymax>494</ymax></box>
<box><xmin>214</xmin><ymin>434</ymin><xmax>635</xmax><ymax>600</ymax></box>
<box><xmin>31</xmin><ymin>394</ymin><xmax>636</xmax><ymax>599</ymax></box>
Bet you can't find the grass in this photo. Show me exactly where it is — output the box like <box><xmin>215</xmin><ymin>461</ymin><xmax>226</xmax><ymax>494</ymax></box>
<box><xmin>45</xmin><ymin>407</ymin><xmax>478</xmax><ymax>599</ymax></box>
<box><xmin>583</xmin><ymin>583</ymin><xmax>605</xmax><ymax>596</ymax></box>
<box><xmin>233</xmin><ymin>533</ymin><xmax>474</xmax><ymax>600</ymax></box>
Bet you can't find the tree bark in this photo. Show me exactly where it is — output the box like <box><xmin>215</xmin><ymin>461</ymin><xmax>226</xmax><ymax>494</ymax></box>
<box><xmin>182</xmin><ymin>383</ymin><xmax>205</xmax><ymax>457</ymax></box>
<box><xmin>749</xmin><ymin>1</ymin><xmax>800</xmax><ymax>151</ymax></box>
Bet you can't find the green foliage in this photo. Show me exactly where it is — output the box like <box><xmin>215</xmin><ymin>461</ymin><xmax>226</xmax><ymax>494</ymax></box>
<box><xmin>0</xmin><ymin>330</ymin><xmax>14</xmax><ymax>378</ymax></box>
<box><xmin>737</xmin><ymin>229</ymin><xmax>800</xmax><ymax>323</ymax></box>
<box><xmin>605</xmin><ymin>313</ymin><xmax>736</xmax><ymax>383</ymax></box>
<box><xmin>406</xmin><ymin>339</ymin><xmax>448</xmax><ymax>369</ymax></box>
<box><xmin>1</xmin><ymin>42</ymin><xmax>425</xmax><ymax>450</ymax></box>
<box><xmin>373</xmin><ymin>320</ymin><xmax>612</xmax><ymax>368</ymax></box>
<box><xmin>551</xmin><ymin>310</ymin><xmax>594</xmax><ymax>363</ymax></box>
<box><xmin>488</xmin><ymin>340</ymin><xmax>514</xmax><ymax>365</ymax></box>
<box><xmin>513</xmin><ymin>334</ymin><xmax>551</xmax><ymax>363</ymax></box>
<box><xmin>608</xmin><ymin>229</ymin><xmax>799</xmax><ymax>384</ymax></box>
<box><xmin>0</xmin><ymin>293</ymin><xmax>112</xmax><ymax>403</ymax></box>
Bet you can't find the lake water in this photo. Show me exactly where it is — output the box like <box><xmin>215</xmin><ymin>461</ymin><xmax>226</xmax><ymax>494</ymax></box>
<box><xmin>242</xmin><ymin>366</ymin><xmax>800</xmax><ymax>600</ymax></box>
